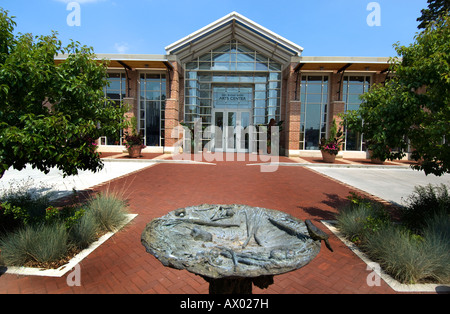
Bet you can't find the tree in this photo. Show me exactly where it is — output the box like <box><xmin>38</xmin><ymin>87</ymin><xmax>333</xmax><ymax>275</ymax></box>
<box><xmin>0</xmin><ymin>9</ymin><xmax>128</xmax><ymax>178</ymax></box>
<box><xmin>343</xmin><ymin>15</ymin><xmax>450</xmax><ymax>176</ymax></box>
<box><xmin>417</xmin><ymin>0</ymin><xmax>450</xmax><ymax>29</ymax></box>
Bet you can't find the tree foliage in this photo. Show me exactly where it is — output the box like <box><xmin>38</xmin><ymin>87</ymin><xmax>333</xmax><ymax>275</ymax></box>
<box><xmin>417</xmin><ymin>0</ymin><xmax>450</xmax><ymax>29</ymax></box>
<box><xmin>0</xmin><ymin>9</ymin><xmax>128</xmax><ymax>178</ymax></box>
<box><xmin>344</xmin><ymin>15</ymin><xmax>450</xmax><ymax>176</ymax></box>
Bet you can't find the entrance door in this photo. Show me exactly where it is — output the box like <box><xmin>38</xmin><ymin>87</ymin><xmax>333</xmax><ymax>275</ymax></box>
<box><xmin>213</xmin><ymin>110</ymin><xmax>251</xmax><ymax>152</ymax></box>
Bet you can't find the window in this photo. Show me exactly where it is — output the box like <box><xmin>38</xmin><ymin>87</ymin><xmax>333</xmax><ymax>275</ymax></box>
<box><xmin>186</xmin><ymin>40</ymin><xmax>281</xmax><ymax>73</ymax></box>
<box><xmin>342</xmin><ymin>75</ymin><xmax>371</xmax><ymax>151</ymax></box>
<box><xmin>100</xmin><ymin>72</ymin><xmax>126</xmax><ymax>146</ymax></box>
<box><xmin>299</xmin><ymin>75</ymin><xmax>329</xmax><ymax>150</ymax></box>
<box><xmin>184</xmin><ymin>40</ymin><xmax>282</xmax><ymax>130</ymax></box>
<box><xmin>139</xmin><ymin>73</ymin><xmax>166</xmax><ymax>146</ymax></box>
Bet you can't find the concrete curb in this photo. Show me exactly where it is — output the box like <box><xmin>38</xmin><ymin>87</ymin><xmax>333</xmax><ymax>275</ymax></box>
<box><xmin>102</xmin><ymin>158</ymin><xmax>215</xmax><ymax>165</ymax></box>
<box><xmin>248</xmin><ymin>162</ymin><xmax>410</xmax><ymax>169</ymax></box>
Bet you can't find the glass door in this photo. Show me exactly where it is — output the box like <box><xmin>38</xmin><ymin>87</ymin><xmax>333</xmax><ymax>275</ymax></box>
<box><xmin>239</xmin><ymin>111</ymin><xmax>250</xmax><ymax>152</ymax></box>
<box><xmin>213</xmin><ymin>110</ymin><xmax>251</xmax><ymax>152</ymax></box>
<box><xmin>226</xmin><ymin>111</ymin><xmax>237</xmax><ymax>152</ymax></box>
<box><xmin>214</xmin><ymin>111</ymin><xmax>224</xmax><ymax>151</ymax></box>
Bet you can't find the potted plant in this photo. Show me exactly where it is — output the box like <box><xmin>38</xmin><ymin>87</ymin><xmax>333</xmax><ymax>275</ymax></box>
<box><xmin>266</xmin><ymin>119</ymin><xmax>284</xmax><ymax>154</ymax></box>
<box><xmin>179</xmin><ymin>120</ymin><xmax>203</xmax><ymax>153</ymax></box>
<box><xmin>319</xmin><ymin>119</ymin><xmax>343</xmax><ymax>163</ymax></box>
<box><xmin>124</xmin><ymin>118</ymin><xmax>145</xmax><ymax>158</ymax></box>
<box><xmin>367</xmin><ymin>143</ymin><xmax>390</xmax><ymax>164</ymax></box>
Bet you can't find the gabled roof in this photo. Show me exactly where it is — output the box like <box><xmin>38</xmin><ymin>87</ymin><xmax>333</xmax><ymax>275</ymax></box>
<box><xmin>165</xmin><ymin>12</ymin><xmax>303</xmax><ymax>65</ymax></box>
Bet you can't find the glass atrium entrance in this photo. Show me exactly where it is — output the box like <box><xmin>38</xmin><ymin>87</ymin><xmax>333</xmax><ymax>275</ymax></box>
<box><xmin>184</xmin><ymin>39</ymin><xmax>282</xmax><ymax>153</ymax></box>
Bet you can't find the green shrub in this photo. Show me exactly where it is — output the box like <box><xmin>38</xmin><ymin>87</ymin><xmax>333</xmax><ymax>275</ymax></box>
<box><xmin>0</xmin><ymin>222</ymin><xmax>69</xmax><ymax>266</ymax></box>
<box><xmin>0</xmin><ymin>178</ymin><xmax>90</xmax><ymax>237</ymax></box>
<box><xmin>336</xmin><ymin>200</ymin><xmax>390</xmax><ymax>243</ymax></box>
<box><xmin>401</xmin><ymin>184</ymin><xmax>450</xmax><ymax>233</ymax></box>
<box><xmin>85</xmin><ymin>192</ymin><xmax>129</xmax><ymax>233</ymax></box>
<box><xmin>69</xmin><ymin>210</ymin><xmax>100</xmax><ymax>250</ymax></box>
<box><xmin>346</xmin><ymin>191</ymin><xmax>372</xmax><ymax>208</ymax></box>
<box><xmin>0</xmin><ymin>178</ymin><xmax>55</xmax><ymax>229</ymax></box>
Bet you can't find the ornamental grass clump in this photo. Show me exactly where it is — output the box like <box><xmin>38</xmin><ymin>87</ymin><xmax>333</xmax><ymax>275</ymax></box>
<box><xmin>336</xmin><ymin>203</ymin><xmax>374</xmax><ymax>243</ymax></box>
<box><xmin>0</xmin><ymin>183</ymin><xmax>131</xmax><ymax>268</ymax></box>
<box><xmin>0</xmin><ymin>222</ymin><xmax>69</xmax><ymax>267</ymax></box>
<box><xmin>336</xmin><ymin>187</ymin><xmax>450</xmax><ymax>284</ymax></box>
<box><xmin>362</xmin><ymin>214</ymin><xmax>450</xmax><ymax>284</ymax></box>
<box><xmin>85</xmin><ymin>191</ymin><xmax>129</xmax><ymax>233</ymax></box>
<box><xmin>421</xmin><ymin>213</ymin><xmax>450</xmax><ymax>283</ymax></box>
<box><xmin>336</xmin><ymin>193</ymin><xmax>390</xmax><ymax>244</ymax></box>
<box><xmin>68</xmin><ymin>210</ymin><xmax>100</xmax><ymax>250</ymax></box>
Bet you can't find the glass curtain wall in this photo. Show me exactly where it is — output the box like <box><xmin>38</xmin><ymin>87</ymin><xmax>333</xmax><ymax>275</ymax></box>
<box><xmin>184</xmin><ymin>40</ymin><xmax>282</xmax><ymax>134</ymax></box>
<box><xmin>101</xmin><ymin>72</ymin><xmax>126</xmax><ymax>146</ymax></box>
<box><xmin>342</xmin><ymin>75</ymin><xmax>371</xmax><ymax>151</ymax></box>
<box><xmin>139</xmin><ymin>73</ymin><xmax>166</xmax><ymax>147</ymax></box>
<box><xmin>299</xmin><ymin>75</ymin><xmax>329</xmax><ymax>150</ymax></box>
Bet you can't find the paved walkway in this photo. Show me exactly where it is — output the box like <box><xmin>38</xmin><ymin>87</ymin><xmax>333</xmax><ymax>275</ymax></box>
<box><xmin>0</xmin><ymin>153</ymin><xmax>444</xmax><ymax>294</ymax></box>
<box><xmin>308</xmin><ymin>166</ymin><xmax>450</xmax><ymax>206</ymax></box>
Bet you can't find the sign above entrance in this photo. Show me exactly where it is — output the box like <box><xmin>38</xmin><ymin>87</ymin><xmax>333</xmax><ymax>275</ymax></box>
<box><xmin>213</xmin><ymin>86</ymin><xmax>252</xmax><ymax>109</ymax></box>
<box><xmin>218</xmin><ymin>92</ymin><xmax>247</xmax><ymax>103</ymax></box>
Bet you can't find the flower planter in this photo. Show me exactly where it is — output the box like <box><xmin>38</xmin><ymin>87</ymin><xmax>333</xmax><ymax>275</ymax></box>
<box><xmin>321</xmin><ymin>151</ymin><xmax>336</xmax><ymax>163</ymax></box>
<box><xmin>128</xmin><ymin>145</ymin><xmax>142</xmax><ymax>158</ymax></box>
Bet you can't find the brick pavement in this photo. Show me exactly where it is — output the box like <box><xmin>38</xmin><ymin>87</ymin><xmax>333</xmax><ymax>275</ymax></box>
<box><xmin>0</xmin><ymin>154</ymin><xmax>397</xmax><ymax>294</ymax></box>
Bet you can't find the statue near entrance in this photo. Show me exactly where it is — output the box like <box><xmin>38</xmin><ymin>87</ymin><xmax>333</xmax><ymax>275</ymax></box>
<box><xmin>141</xmin><ymin>204</ymin><xmax>332</xmax><ymax>294</ymax></box>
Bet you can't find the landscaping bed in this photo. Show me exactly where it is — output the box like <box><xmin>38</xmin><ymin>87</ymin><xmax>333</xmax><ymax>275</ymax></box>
<box><xmin>0</xmin><ymin>179</ymin><xmax>132</xmax><ymax>271</ymax></box>
<box><xmin>335</xmin><ymin>185</ymin><xmax>450</xmax><ymax>285</ymax></box>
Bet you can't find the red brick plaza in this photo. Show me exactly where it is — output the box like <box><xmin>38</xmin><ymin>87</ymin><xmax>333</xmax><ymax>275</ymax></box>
<box><xmin>0</xmin><ymin>154</ymin><xmax>397</xmax><ymax>295</ymax></box>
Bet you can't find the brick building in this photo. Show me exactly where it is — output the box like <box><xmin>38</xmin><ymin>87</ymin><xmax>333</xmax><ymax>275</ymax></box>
<box><xmin>58</xmin><ymin>12</ymin><xmax>392</xmax><ymax>158</ymax></box>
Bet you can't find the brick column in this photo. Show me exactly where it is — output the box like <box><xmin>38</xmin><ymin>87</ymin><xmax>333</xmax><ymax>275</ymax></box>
<box><xmin>328</xmin><ymin>72</ymin><xmax>345</xmax><ymax>136</ymax></box>
<box><xmin>286</xmin><ymin>100</ymin><xmax>301</xmax><ymax>154</ymax></box>
<box><xmin>123</xmin><ymin>97</ymin><xmax>136</xmax><ymax>134</ymax></box>
<box><xmin>164</xmin><ymin>61</ymin><xmax>181</xmax><ymax>151</ymax></box>
<box><xmin>328</xmin><ymin>101</ymin><xmax>345</xmax><ymax>133</ymax></box>
<box><xmin>122</xmin><ymin>70</ymin><xmax>139</xmax><ymax>135</ymax></box>
<box><xmin>284</xmin><ymin>62</ymin><xmax>301</xmax><ymax>156</ymax></box>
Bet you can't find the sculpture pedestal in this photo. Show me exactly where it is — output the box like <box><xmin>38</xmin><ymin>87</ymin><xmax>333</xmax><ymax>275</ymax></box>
<box><xmin>142</xmin><ymin>204</ymin><xmax>329</xmax><ymax>294</ymax></box>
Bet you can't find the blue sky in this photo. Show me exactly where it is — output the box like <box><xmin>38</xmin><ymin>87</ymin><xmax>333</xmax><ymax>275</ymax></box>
<box><xmin>0</xmin><ymin>0</ymin><xmax>428</xmax><ymax>57</ymax></box>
